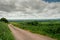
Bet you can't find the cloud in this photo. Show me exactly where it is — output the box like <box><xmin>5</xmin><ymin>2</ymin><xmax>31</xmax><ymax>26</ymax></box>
<box><xmin>0</xmin><ymin>0</ymin><xmax>60</xmax><ymax>19</ymax></box>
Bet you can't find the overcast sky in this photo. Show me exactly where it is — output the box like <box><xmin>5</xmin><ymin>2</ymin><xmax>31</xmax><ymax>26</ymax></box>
<box><xmin>0</xmin><ymin>0</ymin><xmax>60</xmax><ymax>20</ymax></box>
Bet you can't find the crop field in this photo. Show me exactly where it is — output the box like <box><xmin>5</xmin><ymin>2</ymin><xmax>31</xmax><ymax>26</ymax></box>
<box><xmin>11</xmin><ymin>20</ymin><xmax>60</xmax><ymax>40</ymax></box>
<box><xmin>0</xmin><ymin>22</ymin><xmax>15</xmax><ymax>40</ymax></box>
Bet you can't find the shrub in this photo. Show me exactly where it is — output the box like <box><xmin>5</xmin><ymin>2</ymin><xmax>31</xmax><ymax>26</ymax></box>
<box><xmin>26</xmin><ymin>21</ymin><xmax>39</xmax><ymax>26</ymax></box>
<box><xmin>0</xmin><ymin>18</ymin><xmax>9</xmax><ymax>23</ymax></box>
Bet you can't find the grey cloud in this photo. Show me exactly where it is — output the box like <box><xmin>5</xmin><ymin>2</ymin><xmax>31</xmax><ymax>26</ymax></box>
<box><xmin>0</xmin><ymin>0</ymin><xmax>60</xmax><ymax>19</ymax></box>
<box><xmin>0</xmin><ymin>4</ymin><xmax>15</xmax><ymax>12</ymax></box>
<box><xmin>0</xmin><ymin>0</ymin><xmax>47</xmax><ymax>12</ymax></box>
<box><xmin>0</xmin><ymin>0</ymin><xmax>46</xmax><ymax>12</ymax></box>
<box><xmin>0</xmin><ymin>0</ymin><xmax>16</xmax><ymax>12</ymax></box>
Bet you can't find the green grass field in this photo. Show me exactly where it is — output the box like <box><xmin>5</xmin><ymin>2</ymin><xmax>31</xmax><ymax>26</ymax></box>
<box><xmin>11</xmin><ymin>20</ymin><xmax>60</xmax><ymax>40</ymax></box>
<box><xmin>0</xmin><ymin>22</ymin><xmax>15</xmax><ymax>40</ymax></box>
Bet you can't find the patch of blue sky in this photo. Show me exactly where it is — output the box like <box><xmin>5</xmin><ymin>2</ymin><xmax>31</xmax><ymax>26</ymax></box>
<box><xmin>43</xmin><ymin>0</ymin><xmax>60</xmax><ymax>3</ymax></box>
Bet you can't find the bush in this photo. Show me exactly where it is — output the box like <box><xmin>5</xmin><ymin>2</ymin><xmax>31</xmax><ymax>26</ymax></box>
<box><xmin>0</xmin><ymin>18</ymin><xmax>9</xmax><ymax>23</ymax></box>
<box><xmin>26</xmin><ymin>21</ymin><xmax>39</xmax><ymax>26</ymax></box>
<box><xmin>43</xmin><ymin>24</ymin><xmax>60</xmax><ymax>34</ymax></box>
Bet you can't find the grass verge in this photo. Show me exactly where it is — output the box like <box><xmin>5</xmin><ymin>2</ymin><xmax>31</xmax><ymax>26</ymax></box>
<box><xmin>0</xmin><ymin>22</ymin><xmax>15</xmax><ymax>40</ymax></box>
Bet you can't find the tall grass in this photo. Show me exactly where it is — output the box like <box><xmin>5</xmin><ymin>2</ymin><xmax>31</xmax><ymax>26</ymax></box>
<box><xmin>0</xmin><ymin>22</ymin><xmax>15</xmax><ymax>40</ymax></box>
<box><xmin>11</xmin><ymin>20</ymin><xmax>60</xmax><ymax>40</ymax></box>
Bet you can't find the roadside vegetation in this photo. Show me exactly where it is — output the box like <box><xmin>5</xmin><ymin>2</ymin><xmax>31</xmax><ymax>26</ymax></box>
<box><xmin>0</xmin><ymin>18</ymin><xmax>15</xmax><ymax>40</ymax></box>
<box><xmin>11</xmin><ymin>20</ymin><xmax>60</xmax><ymax>40</ymax></box>
<box><xmin>0</xmin><ymin>22</ymin><xmax>15</xmax><ymax>40</ymax></box>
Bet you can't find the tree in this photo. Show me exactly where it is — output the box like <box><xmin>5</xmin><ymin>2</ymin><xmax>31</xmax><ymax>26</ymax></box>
<box><xmin>0</xmin><ymin>18</ymin><xmax>9</xmax><ymax>23</ymax></box>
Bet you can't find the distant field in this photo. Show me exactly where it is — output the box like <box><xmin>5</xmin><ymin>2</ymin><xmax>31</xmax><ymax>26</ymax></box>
<box><xmin>0</xmin><ymin>22</ymin><xmax>15</xmax><ymax>40</ymax></box>
<box><xmin>11</xmin><ymin>20</ymin><xmax>60</xmax><ymax>40</ymax></box>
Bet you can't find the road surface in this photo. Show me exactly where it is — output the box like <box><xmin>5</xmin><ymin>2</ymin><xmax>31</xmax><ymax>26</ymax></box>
<box><xmin>8</xmin><ymin>24</ymin><xmax>55</xmax><ymax>40</ymax></box>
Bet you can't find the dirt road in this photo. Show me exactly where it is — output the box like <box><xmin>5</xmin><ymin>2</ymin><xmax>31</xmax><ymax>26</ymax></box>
<box><xmin>8</xmin><ymin>24</ymin><xmax>55</xmax><ymax>40</ymax></box>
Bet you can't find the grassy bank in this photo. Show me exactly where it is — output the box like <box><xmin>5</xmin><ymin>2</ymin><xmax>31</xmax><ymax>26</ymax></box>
<box><xmin>11</xmin><ymin>20</ymin><xmax>60</xmax><ymax>40</ymax></box>
<box><xmin>0</xmin><ymin>22</ymin><xmax>15</xmax><ymax>40</ymax></box>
